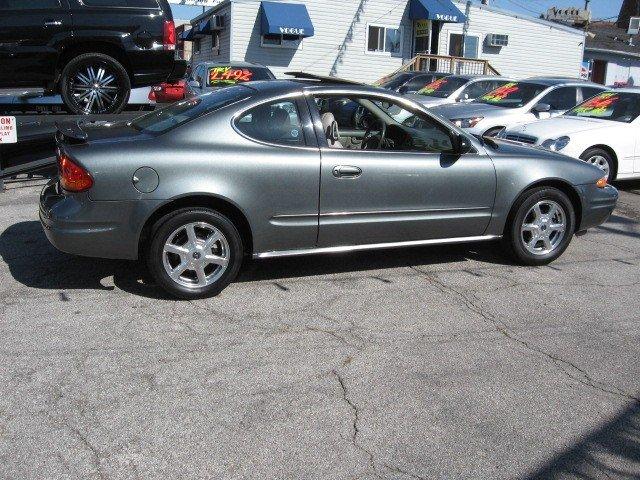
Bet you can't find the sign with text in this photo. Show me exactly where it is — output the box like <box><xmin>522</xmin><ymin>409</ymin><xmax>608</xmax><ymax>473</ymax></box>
<box><xmin>0</xmin><ymin>116</ymin><xmax>17</xmax><ymax>144</ymax></box>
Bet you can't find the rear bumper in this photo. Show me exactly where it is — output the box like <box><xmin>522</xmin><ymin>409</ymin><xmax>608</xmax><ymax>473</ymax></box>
<box><xmin>577</xmin><ymin>184</ymin><xmax>618</xmax><ymax>232</ymax></box>
<box><xmin>39</xmin><ymin>180</ymin><xmax>150</xmax><ymax>260</ymax></box>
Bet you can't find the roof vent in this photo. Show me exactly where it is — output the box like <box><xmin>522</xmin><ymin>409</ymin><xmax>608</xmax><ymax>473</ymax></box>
<box><xmin>628</xmin><ymin>17</ymin><xmax>640</xmax><ymax>35</ymax></box>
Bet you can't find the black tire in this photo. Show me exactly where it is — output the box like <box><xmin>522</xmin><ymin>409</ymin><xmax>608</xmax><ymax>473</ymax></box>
<box><xmin>60</xmin><ymin>53</ymin><xmax>130</xmax><ymax>115</ymax></box>
<box><xmin>504</xmin><ymin>187</ymin><xmax>575</xmax><ymax>266</ymax></box>
<box><xmin>483</xmin><ymin>127</ymin><xmax>504</xmax><ymax>138</ymax></box>
<box><xmin>579</xmin><ymin>147</ymin><xmax>616</xmax><ymax>183</ymax></box>
<box><xmin>146</xmin><ymin>208</ymin><xmax>243</xmax><ymax>299</ymax></box>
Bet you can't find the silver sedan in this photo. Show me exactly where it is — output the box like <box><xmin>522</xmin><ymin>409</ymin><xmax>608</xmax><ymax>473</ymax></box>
<box><xmin>40</xmin><ymin>79</ymin><xmax>618</xmax><ymax>299</ymax></box>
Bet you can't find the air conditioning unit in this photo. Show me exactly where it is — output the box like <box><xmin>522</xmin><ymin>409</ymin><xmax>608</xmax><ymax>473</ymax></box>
<box><xmin>628</xmin><ymin>17</ymin><xmax>640</xmax><ymax>35</ymax></box>
<box><xmin>486</xmin><ymin>33</ymin><xmax>508</xmax><ymax>47</ymax></box>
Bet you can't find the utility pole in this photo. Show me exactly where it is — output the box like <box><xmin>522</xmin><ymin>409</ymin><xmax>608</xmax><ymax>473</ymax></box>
<box><xmin>584</xmin><ymin>0</ymin><xmax>590</xmax><ymax>11</ymax></box>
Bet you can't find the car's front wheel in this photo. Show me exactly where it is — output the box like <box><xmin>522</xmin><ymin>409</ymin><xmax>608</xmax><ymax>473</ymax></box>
<box><xmin>505</xmin><ymin>187</ymin><xmax>575</xmax><ymax>266</ymax></box>
<box><xmin>580</xmin><ymin>147</ymin><xmax>615</xmax><ymax>183</ymax></box>
<box><xmin>60</xmin><ymin>53</ymin><xmax>130</xmax><ymax>115</ymax></box>
<box><xmin>147</xmin><ymin>208</ymin><xmax>243</xmax><ymax>299</ymax></box>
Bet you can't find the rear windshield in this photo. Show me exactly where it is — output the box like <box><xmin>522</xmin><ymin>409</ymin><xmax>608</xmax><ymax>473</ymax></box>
<box><xmin>565</xmin><ymin>91</ymin><xmax>640</xmax><ymax>123</ymax></box>
<box><xmin>129</xmin><ymin>86</ymin><xmax>251</xmax><ymax>134</ymax></box>
<box><xmin>207</xmin><ymin>66</ymin><xmax>273</xmax><ymax>87</ymax></box>
<box><xmin>475</xmin><ymin>82</ymin><xmax>546</xmax><ymax>108</ymax></box>
<box><xmin>417</xmin><ymin>77</ymin><xmax>469</xmax><ymax>98</ymax></box>
<box><xmin>376</xmin><ymin>73</ymin><xmax>414</xmax><ymax>90</ymax></box>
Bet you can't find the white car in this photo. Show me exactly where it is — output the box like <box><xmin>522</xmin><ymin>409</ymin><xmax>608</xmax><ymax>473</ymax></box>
<box><xmin>500</xmin><ymin>89</ymin><xmax>640</xmax><ymax>181</ymax></box>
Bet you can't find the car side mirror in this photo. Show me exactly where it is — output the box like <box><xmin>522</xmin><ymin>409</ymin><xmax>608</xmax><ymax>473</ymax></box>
<box><xmin>398</xmin><ymin>85</ymin><xmax>409</xmax><ymax>94</ymax></box>
<box><xmin>188</xmin><ymin>80</ymin><xmax>201</xmax><ymax>89</ymax></box>
<box><xmin>453</xmin><ymin>134</ymin><xmax>473</xmax><ymax>154</ymax></box>
<box><xmin>533</xmin><ymin>102</ymin><xmax>551</xmax><ymax>113</ymax></box>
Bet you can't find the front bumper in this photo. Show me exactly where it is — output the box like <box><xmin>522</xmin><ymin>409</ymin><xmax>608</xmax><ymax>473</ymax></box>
<box><xmin>577</xmin><ymin>183</ymin><xmax>618</xmax><ymax>232</ymax></box>
<box><xmin>39</xmin><ymin>180</ymin><xmax>144</xmax><ymax>260</ymax></box>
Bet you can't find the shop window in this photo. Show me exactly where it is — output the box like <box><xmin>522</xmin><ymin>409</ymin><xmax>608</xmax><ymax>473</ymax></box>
<box><xmin>261</xmin><ymin>34</ymin><xmax>302</xmax><ymax>49</ymax></box>
<box><xmin>367</xmin><ymin>24</ymin><xmax>402</xmax><ymax>55</ymax></box>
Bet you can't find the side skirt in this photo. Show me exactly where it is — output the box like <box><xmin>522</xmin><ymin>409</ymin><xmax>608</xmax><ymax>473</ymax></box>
<box><xmin>253</xmin><ymin>235</ymin><xmax>502</xmax><ymax>259</ymax></box>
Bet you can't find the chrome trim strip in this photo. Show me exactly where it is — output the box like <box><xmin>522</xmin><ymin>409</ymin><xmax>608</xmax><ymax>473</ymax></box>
<box><xmin>271</xmin><ymin>207</ymin><xmax>489</xmax><ymax>220</ymax></box>
<box><xmin>254</xmin><ymin>235</ymin><xmax>502</xmax><ymax>259</ymax></box>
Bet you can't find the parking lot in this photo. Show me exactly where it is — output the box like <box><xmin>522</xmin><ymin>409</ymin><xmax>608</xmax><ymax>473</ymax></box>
<box><xmin>0</xmin><ymin>179</ymin><xmax>638</xmax><ymax>479</ymax></box>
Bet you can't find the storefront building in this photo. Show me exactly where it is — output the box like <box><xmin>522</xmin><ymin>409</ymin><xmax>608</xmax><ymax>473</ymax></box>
<box><xmin>186</xmin><ymin>0</ymin><xmax>585</xmax><ymax>83</ymax></box>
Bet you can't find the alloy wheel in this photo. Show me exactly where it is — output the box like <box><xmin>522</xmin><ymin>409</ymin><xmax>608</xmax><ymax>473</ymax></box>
<box><xmin>585</xmin><ymin>155</ymin><xmax>610</xmax><ymax>177</ymax></box>
<box><xmin>162</xmin><ymin>222</ymin><xmax>230</xmax><ymax>289</ymax></box>
<box><xmin>69</xmin><ymin>65</ymin><xmax>121</xmax><ymax>114</ymax></box>
<box><xmin>520</xmin><ymin>200</ymin><xmax>567</xmax><ymax>256</ymax></box>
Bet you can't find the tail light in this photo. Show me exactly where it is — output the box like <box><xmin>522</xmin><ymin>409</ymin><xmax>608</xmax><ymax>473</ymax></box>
<box><xmin>596</xmin><ymin>176</ymin><xmax>608</xmax><ymax>188</ymax></box>
<box><xmin>58</xmin><ymin>151</ymin><xmax>93</xmax><ymax>192</ymax></box>
<box><xmin>163</xmin><ymin>20</ymin><xmax>176</xmax><ymax>51</ymax></box>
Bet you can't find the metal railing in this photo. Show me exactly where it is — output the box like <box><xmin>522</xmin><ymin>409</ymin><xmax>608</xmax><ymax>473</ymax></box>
<box><xmin>398</xmin><ymin>54</ymin><xmax>500</xmax><ymax>77</ymax></box>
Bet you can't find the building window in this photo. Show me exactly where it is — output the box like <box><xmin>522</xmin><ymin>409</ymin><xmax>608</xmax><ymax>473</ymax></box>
<box><xmin>261</xmin><ymin>34</ymin><xmax>302</xmax><ymax>49</ymax></box>
<box><xmin>193</xmin><ymin>37</ymin><xmax>201</xmax><ymax>55</ymax></box>
<box><xmin>449</xmin><ymin>33</ymin><xmax>479</xmax><ymax>58</ymax></box>
<box><xmin>367</xmin><ymin>24</ymin><xmax>402</xmax><ymax>55</ymax></box>
<box><xmin>211</xmin><ymin>31</ymin><xmax>220</xmax><ymax>54</ymax></box>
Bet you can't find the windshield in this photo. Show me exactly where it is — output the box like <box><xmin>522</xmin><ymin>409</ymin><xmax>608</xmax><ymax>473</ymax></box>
<box><xmin>476</xmin><ymin>82</ymin><xmax>546</xmax><ymax>108</ymax></box>
<box><xmin>417</xmin><ymin>77</ymin><xmax>468</xmax><ymax>98</ymax></box>
<box><xmin>207</xmin><ymin>66</ymin><xmax>273</xmax><ymax>87</ymax></box>
<box><xmin>130</xmin><ymin>86</ymin><xmax>251</xmax><ymax>134</ymax></box>
<box><xmin>565</xmin><ymin>91</ymin><xmax>640</xmax><ymax>123</ymax></box>
<box><xmin>375</xmin><ymin>73</ymin><xmax>414</xmax><ymax>90</ymax></box>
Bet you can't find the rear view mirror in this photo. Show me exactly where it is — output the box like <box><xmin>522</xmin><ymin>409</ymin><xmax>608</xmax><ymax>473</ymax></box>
<box><xmin>533</xmin><ymin>102</ymin><xmax>551</xmax><ymax>113</ymax></box>
<box><xmin>453</xmin><ymin>134</ymin><xmax>473</xmax><ymax>154</ymax></box>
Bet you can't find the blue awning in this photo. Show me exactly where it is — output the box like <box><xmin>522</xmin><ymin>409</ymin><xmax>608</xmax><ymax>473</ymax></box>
<box><xmin>195</xmin><ymin>19</ymin><xmax>213</xmax><ymax>36</ymax></box>
<box><xmin>180</xmin><ymin>28</ymin><xmax>194</xmax><ymax>41</ymax></box>
<box><xmin>260</xmin><ymin>1</ymin><xmax>314</xmax><ymax>37</ymax></box>
<box><xmin>409</xmin><ymin>0</ymin><xmax>465</xmax><ymax>23</ymax></box>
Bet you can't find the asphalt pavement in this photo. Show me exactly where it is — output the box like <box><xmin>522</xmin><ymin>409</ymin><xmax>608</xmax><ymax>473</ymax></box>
<box><xmin>0</xmin><ymin>179</ymin><xmax>638</xmax><ymax>479</ymax></box>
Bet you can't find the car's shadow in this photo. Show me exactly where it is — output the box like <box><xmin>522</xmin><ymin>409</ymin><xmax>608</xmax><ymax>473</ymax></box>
<box><xmin>0</xmin><ymin>221</ymin><xmax>512</xmax><ymax>300</ymax></box>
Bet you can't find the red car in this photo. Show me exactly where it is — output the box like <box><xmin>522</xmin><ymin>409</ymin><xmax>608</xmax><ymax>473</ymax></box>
<box><xmin>148</xmin><ymin>80</ymin><xmax>187</xmax><ymax>103</ymax></box>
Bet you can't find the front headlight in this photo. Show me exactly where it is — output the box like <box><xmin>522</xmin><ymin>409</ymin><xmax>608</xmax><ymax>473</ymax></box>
<box><xmin>451</xmin><ymin>117</ymin><xmax>484</xmax><ymax>128</ymax></box>
<box><xmin>541</xmin><ymin>136</ymin><xmax>571</xmax><ymax>151</ymax></box>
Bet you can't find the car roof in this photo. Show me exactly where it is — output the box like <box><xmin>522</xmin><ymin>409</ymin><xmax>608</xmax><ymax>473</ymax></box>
<box><xmin>447</xmin><ymin>74</ymin><xmax>512</xmax><ymax>81</ymax></box>
<box><xmin>243</xmin><ymin>79</ymin><xmax>394</xmax><ymax>96</ymax></box>
<box><xmin>522</xmin><ymin>77</ymin><xmax>601</xmax><ymax>86</ymax></box>
<box><xmin>608</xmin><ymin>87</ymin><xmax>640</xmax><ymax>94</ymax></box>
<box><xmin>196</xmin><ymin>61</ymin><xmax>270</xmax><ymax>69</ymax></box>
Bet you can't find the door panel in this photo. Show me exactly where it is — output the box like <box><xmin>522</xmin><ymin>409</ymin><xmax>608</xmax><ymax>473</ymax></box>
<box><xmin>317</xmin><ymin>149</ymin><xmax>496</xmax><ymax>247</ymax></box>
<box><xmin>0</xmin><ymin>0</ymin><xmax>70</xmax><ymax>88</ymax></box>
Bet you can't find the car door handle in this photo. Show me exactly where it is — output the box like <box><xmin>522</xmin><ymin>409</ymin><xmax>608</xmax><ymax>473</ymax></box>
<box><xmin>332</xmin><ymin>165</ymin><xmax>362</xmax><ymax>178</ymax></box>
<box><xmin>44</xmin><ymin>20</ymin><xmax>63</xmax><ymax>27</ymax></box>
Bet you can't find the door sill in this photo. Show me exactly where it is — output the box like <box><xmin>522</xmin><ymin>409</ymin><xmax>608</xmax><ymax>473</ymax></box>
<box><xmin>254</xmin><ymin>235</ymin><xmax>501</xmax><ymax>259</ymax></box>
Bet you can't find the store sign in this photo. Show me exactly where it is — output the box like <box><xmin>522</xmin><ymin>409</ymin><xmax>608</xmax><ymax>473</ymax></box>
<box><xmin>0</xmin><ymin>116</ymin><xmax>17</xmax><ymax>144</ymax></box>
<box><xmin>435</xmin><ymin>14</ymin><xmax>458</xmax><ymax>22</ymax></box>
<box><xmin>279</xmin><ymin>27</ymin><xmax>305</xmax><ymax>35</ymax></box>
<box><xmin>415</xmin><ymin>20</ymin><xmax>429</xmax><ymax>37</ymax></box>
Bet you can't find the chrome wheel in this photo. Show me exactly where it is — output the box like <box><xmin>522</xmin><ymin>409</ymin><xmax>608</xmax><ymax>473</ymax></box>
<box><xmin>585</xmin><ymin>155</ymin><xmax>610</xmax><ymax>177</ymax></box>
<box><xmin>520</xmin><ymin>200</ymin><xmax>567</xmax><ymax>256</ymax></box>
<box><xmin>70</xmin><ymin>65</ymin><xmax>121</xmax><ymax>114</ymax></box>
<box><xmin>162</xmin><ymin>222</ymin><xmax>230</xmax><ymax>289</ymax></box>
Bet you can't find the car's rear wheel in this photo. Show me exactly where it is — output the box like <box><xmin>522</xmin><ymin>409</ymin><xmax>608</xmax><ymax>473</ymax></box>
<box><xmin>505</xmin><ymin>187</ymin><xmax>575</xmax><ymax>265</ymax></box>
<box><xmin>60</xmin><ymin>53</ymin><xmax>130</xmax><ymax>115</ymax></box>
<box><xmin>580</xmin><ymin>147</ymin><xmax>615</xmax><ymax>182</ymax></box>
<box><xmin>147</xmin><ymin>208</ymin><xmax>243</xmax><ymax>299</ymax></box>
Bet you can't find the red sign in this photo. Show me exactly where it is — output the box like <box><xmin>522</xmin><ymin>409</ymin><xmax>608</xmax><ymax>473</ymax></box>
<box><xmin>209</xmin><ymin>67</ymin><xmax>254</xmax><ymax>84</ymax></box>
<box><xmin>0</xmin><ymin>116</ymin><xmax>17</xmax><ymax>144</ymax></box>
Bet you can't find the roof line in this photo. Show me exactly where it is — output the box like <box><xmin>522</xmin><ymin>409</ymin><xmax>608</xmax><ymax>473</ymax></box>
<box><xmin>585</xmin><ymin>47</ymin><xmax>640</xmax><ymax>59</ymax></box>
<box><xmin>190</xmin><ymin>0</ymin><xmax>230</xmax><ymax>24</ymax></box>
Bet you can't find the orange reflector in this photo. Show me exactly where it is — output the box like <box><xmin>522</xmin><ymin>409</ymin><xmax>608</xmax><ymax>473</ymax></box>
<box><xmin>596</xmin><ymin>177</ymin><xmax>608</xmax><ymax>188</ymax></box>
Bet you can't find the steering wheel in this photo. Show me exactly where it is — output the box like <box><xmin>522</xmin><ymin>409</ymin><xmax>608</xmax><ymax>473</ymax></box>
<box><xmin>361</xmin><ymin>121</ymin><xmax>387</xmax><ymax>150</ymax></box>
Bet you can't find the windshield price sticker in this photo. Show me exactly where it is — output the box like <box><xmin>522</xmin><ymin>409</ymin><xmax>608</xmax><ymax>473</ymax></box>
<box><xmin>209</xmin><ymin>67</ymin><xmax>254</xmax><ymax>85</ymax></box>
<box><xmin>481</xmin><ymin>82</ymin><xmax>519</xmax><ymax>102</ymax></box>
<box><xmin>419</xmin><ymin>78</ymin><xmax>447</xmax><ymax>94</ymax></box>
<box><xmin>0</xmin><ymin>116</ymin><xmax>17</xmax><ymax>144</ymax></box>
<box><xmin>573</xmin><ymin>92</ymin><xmax>618</xmax><ymax>116</ymax></box>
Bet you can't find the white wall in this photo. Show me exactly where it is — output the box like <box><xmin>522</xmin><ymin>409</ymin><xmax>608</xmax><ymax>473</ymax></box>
<box><xmin>439</xmin><ymin>2</ymin><xmax>585</xmax><ymax>79</ymax></box>
<box><xmin>604</xmin><ymin>58</ymin><xmax>640</xmax><ymax>87</ymax></box>
<box><xmin>230</xmin><ymin>0</ymin><xmax>413</xmax><ymax>82</ymax></box>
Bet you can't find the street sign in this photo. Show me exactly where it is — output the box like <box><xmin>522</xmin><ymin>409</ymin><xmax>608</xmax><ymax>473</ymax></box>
<box><xmin>0</xmin><ymin>116</ymin><xmax>17</xmax><ymax>144</ymax></box>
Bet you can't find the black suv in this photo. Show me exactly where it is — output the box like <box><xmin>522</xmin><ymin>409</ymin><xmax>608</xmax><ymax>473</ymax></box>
<box><xmin>0</xmin><ymin>0</ymin><xmax>186</xmax><ymax>115</ymax></box>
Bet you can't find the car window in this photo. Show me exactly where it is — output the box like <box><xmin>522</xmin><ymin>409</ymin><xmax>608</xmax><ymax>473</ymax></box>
<box><xmin>235</xmin><ymin>100</ymin><xmax>304</xmax><ymax>146</ymax></box>
<box><xmin>375</xmin><ymin>73</ymin><xmax>414</xmax><ymax>90</ymax></box>
<box><xmin>3</xmin><ymin>0</ymin><xmax>61</xmax><ymax>7</ymax></box>
<box><xmin>207</xmin><ymin>66</ymin><xmax>273</xmax><ymax>87</ymax></box>
<box><xmin>417</xmin><ymin>77</ymin><xmax>469</xmax><ymax>98</ymax></box>
<box><xmin>404</xmin><ymin>75</ymin><xmax>438</xmax><ymax>92</ymax></box>
<box><xmin>460</xmin><ymin>81</ymin><xmax>497</xmax><ymax>101</ymax></box>
<box><xmin>539</xmin><ymin>87</ymin><xmax>578</xmax><ymax>111</ymax></box>
<box><xmin>565</xmin><ymin>91</ymin><xmax>640</xmax><ymax>123</ymax></box>
<box><xmin>581</xmin><ymin>86</ymin><xmax>605</xmax><ymax>101</ymax></box>
<box><xmin>130</xmin><ymin>86</ymin><xmax>251</xmax><ymax>135</ymax></box>
<box><xmin>477</xmin><ymin>82</ymin><xmax>547</xmax><ymax>108</ymax></box>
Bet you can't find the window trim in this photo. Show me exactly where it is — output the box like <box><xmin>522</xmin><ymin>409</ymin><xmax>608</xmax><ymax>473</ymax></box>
<box><xmin>365</xmin><ymin>23</ymin><xmax>403</xmax><ymax>57</ymax></box>
<box><xmin>448</xmin><ymin>32</ymin><xmax>480</xmax><ymax>58</ymax></box>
